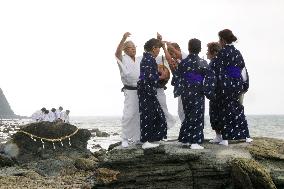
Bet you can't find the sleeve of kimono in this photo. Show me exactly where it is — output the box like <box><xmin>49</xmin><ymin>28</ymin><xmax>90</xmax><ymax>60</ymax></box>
<box><xmin>171</xmin><ymin>60</ymin><xmax>184</xmax><ymax>97</ymax></box>
<box><xmin>242</xmin><ymin>67</ymin><xmax>249</xmax><ymax>92</ymax></box>
<box><xmin>203</xmin><ymin>68</ymin><xmax>217</xmax><ymax>100</ymax></box>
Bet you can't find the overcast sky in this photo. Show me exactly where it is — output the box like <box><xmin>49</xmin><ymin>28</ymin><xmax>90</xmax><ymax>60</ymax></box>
<box><xmin>0</xmin><ymin>0</ymin><xmax>283</xmax><ymax>116</ymax></box>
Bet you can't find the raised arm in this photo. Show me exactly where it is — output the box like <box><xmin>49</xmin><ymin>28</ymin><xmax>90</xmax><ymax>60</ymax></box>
<box><xmin>156</xmin><ymin>32</ymin><xmax>176</xmax><ymax>72</ymax></box>
<box><xmin>115</xmin><ymin>32</ymin><xmax>131</xmax><ymax>62</ymax></box>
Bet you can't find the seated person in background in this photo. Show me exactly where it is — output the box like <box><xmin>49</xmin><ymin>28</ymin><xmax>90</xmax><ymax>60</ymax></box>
<box><xmin>56</xmin><ymin>106</ymin><xmax>63</xmax><ymax>121</ymax></box>
<box><xmin>61</xmin><ymin>110</ymin><xmax>70</xmax><ymax>123</ymax></box>
<box><xmin>42</xmin><ymin>109</ymin><xmax>50</xmax><ymax>122</ymax></box>
<box><xmin>47</xmin><ymin>108</ymin><xmax>57</xmax><ymax>122</ymax></box>
<box><xmin>31</xmin><ymin>107</ymin><xmax>46</xmax><ymax>122</ymax></box>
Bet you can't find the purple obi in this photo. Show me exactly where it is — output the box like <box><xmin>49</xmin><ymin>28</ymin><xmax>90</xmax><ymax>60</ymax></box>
<box><xmin>226</xmin><ymin>66</ymin><xmax>241</xmax><ymax>78</ymax></box>
<box><xmin>184</xmin><ymin>72</ymin><xmax>204</xmax><ymax>84</ymax></box>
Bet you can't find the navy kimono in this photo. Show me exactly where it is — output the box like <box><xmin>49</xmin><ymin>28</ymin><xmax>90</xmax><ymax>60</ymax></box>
<box><xmin>137</xmin><ymin>52</ymin><xmax>167</xmax><ymax>143</ymax></box>
<box><xmin>210</xmin><ymin>44</ymin><xmax>250</xmax><ymax>140</ymax></box>
<box><xmin>209</xmin><ymin>57</ymin><xmax>223</xmax><ymax>132</ymax></box>
<box><xmin>172</xmin><ymin>54</ymin><xmax>216</xmax><ymax>144</ymax></box>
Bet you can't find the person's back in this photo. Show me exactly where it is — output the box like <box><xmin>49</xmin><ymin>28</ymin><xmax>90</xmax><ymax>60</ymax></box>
<box><xmin>173</xmin><ymin>38</ymin><xmax>216</xmax><ymax>149</ymax></box>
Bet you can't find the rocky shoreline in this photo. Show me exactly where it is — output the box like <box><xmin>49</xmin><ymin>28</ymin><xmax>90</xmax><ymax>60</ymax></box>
<box><xmin>0</xmin><ymin>122</ymin><xmax>283</xmax><ymax>188</ymax></box>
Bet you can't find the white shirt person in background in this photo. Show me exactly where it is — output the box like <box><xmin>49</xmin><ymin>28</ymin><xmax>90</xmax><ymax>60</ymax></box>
<box><xmin>31</xmin><ymin>107</ymin><xmax>46</xmax><ymax>122</ymax></box>
<box><xmin>115</xmin><ymin>32</ymin><xmax>142</xmax><ymax>148</ymax></box>
<box><xmin>47</xmin><ymin>108</ymin><xmax>57</xmax><ymax>122</ymax></box>
<box><xmin>61</xmin><ymin>110</ymin><xmax>70</xmax><ymax>123</ymax></box>
<box><xmin>42</xmin><ymin>109</ymin><xmax>50</xmax><ymax>122</ymax></box>
<box><xmin>55</xmin><ymin>106</ymin><xmax>63</xmax><ymax>121</ymax></box>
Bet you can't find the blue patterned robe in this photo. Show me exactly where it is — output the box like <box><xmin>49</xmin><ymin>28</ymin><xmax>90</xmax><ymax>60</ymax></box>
<box><xmin>172</xmin><ymin>54</ymin><xmax>216</xmax><ymax>144</ymax></box>
<box><xmin>137</xmin><ymin>52</ymin><xmax>167</xmax><ymax>143</ymax></box>
<box><xmin>210</xmin><ymin>44</ymin><xmax>250</xmax><ymax>140</ymax></box>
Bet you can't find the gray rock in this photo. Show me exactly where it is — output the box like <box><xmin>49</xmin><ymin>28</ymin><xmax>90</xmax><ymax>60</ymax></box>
<box><xmin>74</xmin><ymin>157</ymin><xmax>98</xmax><ymax>171</ymax></box>
<box><xmin>89</xmin><ymin>128</ymin><xmax>110</xmax><ymax>137</ymax></box>
<box><xmin>0</xmin><ymin>154</ymin><xmax>15</xmax><ymax>167</ymax></box>
<box><xmin>93</xmin><ymin>138</ymin><xmax>284</xmax><ymax>189</ymax></box>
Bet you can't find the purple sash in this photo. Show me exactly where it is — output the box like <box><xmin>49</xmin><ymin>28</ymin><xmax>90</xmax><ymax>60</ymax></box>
<box><xmin>226</xmin><ymin>66</ymin><xmax>241</xmax><ymax>78</ymax></box>
<box><xmin>184</xmin><ymin>72</ymin><xmax>204</xmax><ymax>84</ymax></box>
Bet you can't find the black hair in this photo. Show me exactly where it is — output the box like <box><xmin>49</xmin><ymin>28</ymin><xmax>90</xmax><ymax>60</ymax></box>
<box><xmin>188</xmin><ymin>38</ymin><xmax>201</xmax><ymax>54</ymax></box>
<box><xmin>144</xmin><ymin>38</ymin><xmax>162</xmax><ymax>52</ymax></box>
<box><xmin>218</xmin><ymin>29</ymin><xmax>237</xmax><ymax>44</ymax></box>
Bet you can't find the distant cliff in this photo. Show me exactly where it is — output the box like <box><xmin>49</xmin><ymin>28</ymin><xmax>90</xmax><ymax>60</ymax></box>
<box><xmin>0</xmin><ymin>88</ymin><xmax>17</xmax><ymax>119</ymax></box>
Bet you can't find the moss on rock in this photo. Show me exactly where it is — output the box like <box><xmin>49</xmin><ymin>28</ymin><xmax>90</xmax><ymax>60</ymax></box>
<box><xmin>231</xmin><ymin>158</ymin><xmax>277</xmax><ymax>189</ymax></box>
<box><xmin>247</xmin><ymin>137</ymin><xmax>284</xmax><ymax>160</ymax></box>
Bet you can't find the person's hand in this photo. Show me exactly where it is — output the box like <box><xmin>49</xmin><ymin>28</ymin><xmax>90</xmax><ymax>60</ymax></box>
<box><xmin>161</xmin><ymin>40</ymin><xmax>166</xmax><ymax>49</ymax></box>
<box><xmin>157</xmin><ymin>32</ymin><xmax>162</xmax><ymax>41</ymax></box>
<box><xmin>169</xmin><ymin>59</ymin><xmax>178</xmax><ymax>71</ymax></box>
<box><xmin>123</xmin><ymin>32</ymin><xmax>131</xmax><ymax>40</ymax></box>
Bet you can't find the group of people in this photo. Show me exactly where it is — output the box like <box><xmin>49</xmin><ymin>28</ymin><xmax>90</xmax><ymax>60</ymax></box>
<box><xmin>31</xmin><ymin>106</ymin><xmax>70</xmax><ymax>123</ymax></box>
<box><xmin>115</xmin><ymin>29</ymin><xmax>253</xmax><ymax>150</ymax></box>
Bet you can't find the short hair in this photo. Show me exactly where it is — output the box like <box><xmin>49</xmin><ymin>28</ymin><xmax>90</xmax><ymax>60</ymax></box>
<box><xmin>218</xmin><ymin>29</ymin><xmax>237</xmax><ymax>44</ymax></box>
<box><xmin>207</xmin><ymin>42</ymin><xmax>221</xmax><ymax>55</ymax></box>
<box><xmin>188</xmin><ymin>38</ymin><xmax>201</xmax><ymax>54</ymax></box>
<box><xmin>170</xmin><ymin>42</ymin><xmax>180</xmax><ymax>51</ymax></box>
<box><xmin>144</xmin><ymin>38</ymin><xmax>162</xmax><ymax>52</ymax></box>
<box><xmin>123</xmin><ymin>41</ymin><xmax>135</xmax><ymax>52</ymax></box>
<box><xmin>51</xmin><ymin>108</ymin><xmax>56</xmax><ymax>112</ymax></box>
<box><xmin>41</xmin><ymin>107</ymin><xmax>46</xmax><ymax>112</ymax></box>
<box><xmin>59</xmin><ymin>106</ymin><xmax>63</xmax><ymax>110</ymax></box>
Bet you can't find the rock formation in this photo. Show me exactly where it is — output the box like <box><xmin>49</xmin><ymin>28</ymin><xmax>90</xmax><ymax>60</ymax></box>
<box><xmin>0</xmin><ymin>88</ymin><xmax>17</xmax><ymax>118</ymax></box>
<box><xmin>94</xmin><ymin>138</ymin><xmax>284</xmax><ymax>189</ymax></box>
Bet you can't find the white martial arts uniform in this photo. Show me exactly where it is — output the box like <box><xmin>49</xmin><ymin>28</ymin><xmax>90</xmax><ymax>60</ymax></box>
<box><xmin>155</xmin><ymin>56</ymin><xmax>176</xmax><ymax>129</ymax></box>
<box><xmin>116</xmin><ymin>54</ymin><xmax>142</xmax><ymax>142</ymax></box>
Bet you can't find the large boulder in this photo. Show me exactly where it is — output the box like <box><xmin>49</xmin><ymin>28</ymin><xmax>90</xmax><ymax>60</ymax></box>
<box><xmin>7</xmin><ymin>122</ymin><xmax>91</xmax><ymax>163</ymax></box>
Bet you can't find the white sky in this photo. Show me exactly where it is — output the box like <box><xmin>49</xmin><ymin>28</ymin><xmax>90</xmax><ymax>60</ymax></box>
<box><xmin>0</xmin><ymin>0</ymin><xmax>283</xmax><ymax>116</ymax></box>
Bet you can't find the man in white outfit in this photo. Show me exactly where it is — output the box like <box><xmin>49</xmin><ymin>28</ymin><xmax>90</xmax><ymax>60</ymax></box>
<box><xmin>115</xmin><ymin>32</ymin><xmax>142</xmax><ymax>148</ymax></box>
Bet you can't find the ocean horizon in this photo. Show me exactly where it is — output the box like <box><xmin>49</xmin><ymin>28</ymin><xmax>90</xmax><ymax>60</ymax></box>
<box><xmin>1</xmin><ymin>115</ymin><xmax>284</xmax><ymax>151</ymax></box>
